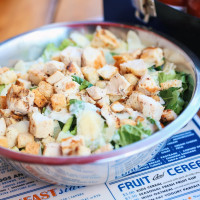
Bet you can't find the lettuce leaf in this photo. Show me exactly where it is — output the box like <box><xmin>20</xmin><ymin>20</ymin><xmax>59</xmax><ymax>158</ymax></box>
<box><xmin>0</xmin><ymin>84</ymin><xmax>5</xmax><ymax>95</ymax></box>
<box><xmin>59</xmin><ymin>39</ymin><xmax>76</xmax><ymax>50</ymax></box>
<box><xmin>72</xmin><ymin>75</ymin><xmax>93</xmax><ymax>90</ymax></box>
<box><xmin>158</xmin><ymin>70</ymin><xmax>177</xmax><ymax>84</ymax></box>
<box><xmin>69</xmin><ymin>99</ymin><xmax>83</xmax><ymax>105</ymax></box>
<box><xmin>62</xmin><ymin>116</ymin><xmax>74</xmax><ymax>133</ymax></box>
<box><xmin>42</xmin><ymin>43</ymin><xmax>59</xmax><ymax>62</ymax></box>
<box><xmin>147</xmin><ymin>117</ymin><xmax>162</xmax><ymax>130</ymax></box>
<box><xmin>160</xmin><ymin>87</ymin><xmax>184</xmax><ymax>114</ymax></box>
<box><xmin>117</xmin><ymin>123</ymin><xmax>151</xmax><ymax>147</ymax></box>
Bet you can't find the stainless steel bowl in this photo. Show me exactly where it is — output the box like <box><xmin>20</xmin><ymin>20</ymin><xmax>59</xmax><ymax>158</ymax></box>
<box><xmin>0</xmin><ymin>22</ymin><xmax>200</xmax><ymax>186</ymax></box>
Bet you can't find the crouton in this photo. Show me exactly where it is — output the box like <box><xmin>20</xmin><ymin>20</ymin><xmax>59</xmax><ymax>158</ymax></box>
<box><xmin>65</xmin><ymin>62</ymin><xmax>83</xmax><ymax>78</ymax></box>
<box><xmin>91</xmin><ymin>29</ymin><xmax>119</xmax><ymax>50</ymax></box>
<box><xmin>46</xmin><ymin>71</ymin><xmax>65</xmax><ymax>85</ymax></box>
<box><xmin>32</xmin><ymin>89</ymin><xmax>48</xmax><ymax>108</ymax></box>
<box><xmin>77</xmin><ymin>145</ymin><xmax>91</xmax><ymax>156</ymax></box>
<box><xmin>82</xmin><ymin>47</ymin><xmax>106</xmax><ymax>69</ymax></box>
<box><xmin>113</xmin><ymin>49</ymin><xmax>142</xmax><ymax>68</ymax></box>
<box><xmin>101</xmin><ymin>105</ymin><xmax>119</xmax><ymax>128</ymax></box>
<box><xmin>161</xmin><ymin>109</ymin><xmax>177</xmax><ymax>122</ymax></box>
<box><xmin>109</xmin><ymin>95</ymin><xmax>123</xmax><ymax>103</ymax></box>
<box><xmin>0</xmin><ymin>70</ymin><xmax>17</xmax><ymax>84</ymax></box>
<box><xmin>97</xmin><ymin>64</ymin><xmax>118</xmax><ymax>80</ymax></box>
<box><xmin>54</xmin><ymin>77</ymin><xmax>80</xmax><ymax>97</ymax></box>
<box><xmin>136</xmin><ymin>74</ymin><xmax>160</xmax><ymax>95</ymax></box>
<box><xmin>135</xmin><ymin>116</ymin><xmax>145</xmax><ymax>123</ymax></box>
<box><xmin>51</xmin><ymin>94</ymin><xmax>67</xmax><ymax>112</ymax></box>
<box><xmin>38</xmin><ymin>81</ymin><xmax>53</xmax><ymax>100</ymax></box>
<box><xmin>44</xmin><ymin>60</ymin><xmax>65</xmax><ymax>75</ymax></box>
<box><xmin>0</xmin><ymin>118</ymin><xmax>6</xmax><ymax>136</ymax></box>
<box><xmin>81</xmin><ymin>91</ymin><xmax>96</xmax><ymax>104</ymax></box>
<box><xmin>43</xmin><ymin>142</ymin><xmax>61</xmax><ymax>156</ymax></box>
<box><xmin>161</xmin><ymin>80</ymin><xmax>182</xmax><ymax>90</ymax></box>
<box><xmin>124</xmin><ymin>73</ymin><xmax>139</xmax><ymax>86</ymax></box>
<box><xmin>6</xmin><ymin>126</ymin><xmax>19</xmax><ymax>148</ymax></box>
<box><xmin>17</xmin><ymin>132</ymin><xmax>34</xmax><ymax>148</ymax></box>
<box><xmin>94</xmin><ymin>144</ymin><xmax>113</xmax><ymax>154</ymax></box>
<box><xmin>29</xmin><ymin>112</ymin><xmax>54</xmax><ymax>138</ymax></box>
<box><xmin>16</xmin><ymin>79</ymin><xmax>31</xmax><ymax>89</ymax></box>
<box><xmin>61</xmin><ymin>136</ymin><xmax>87</xmax><ymax>156</ymax></box>
<box><xmin>120</xmin><ymin>119</ymin><xmax>136</xmax><ymax>127</ymax></box>
<box><xmin>25</xmin><ymin>142</ymin><xmax>41</xmax><ymax>155</ymax></box>
<box><xmin>28</xmin><ymin>70</ymin><xmax>47</xmax><ymax>85</ymax></box>
<box><xmin>106</xmin><ymin>73</ymin><xmax>131</xmax><ymax>96</ymax></box>
<box><xmin>86</xmin><ymin>86</ymin><xmax>106</xmax><ymax>101</ymax></box>
<box><xmin>96</xmin><ymin>95</ymin><xmax>110</xmax><ymax>108</ymax></box>
<box><xmin>120</xmin><ymin>59</ymin><xmax>147</xmax><ymax>77</ymax></box>
<box><xmin>6</xmin><ymin>85</ymin><xmax>34</xmax><ymax>115</ymax></box>
<box><xmin>0</xmin><ymin>136</ymin><xmax>8</xmax><ymax>148</ymax></box>
<box><xmin>9</xmin><ymin>120</ymin><xmax>29</xmax><ymax>134</ymax></box>
<box><xmin>111</xmin><ymin>101</ymin><xmax>125</xmax><ymax>113</ymax></box>
<box><xmin>0</xmin><ymin>109</ymin><xmax>21</xmax><ymax>126</ymax></box>
<box><xmin>95</xmin><ymin>80</ymin><xmax>108</xmax><ymax>89</ymax></box>
<box><xmin>81</xmin><ymin>66</ymin><xmax>99</xmax><ymax>85</ymax></box>
<box><xmin>42</xmin><ymin>136</ymin><xmax>55</xmax><ymax>146</ymax></box>
<box><xmin>60</xmin><ymin>46</ymin><xmax>82</xmax><ymax>67</ymax></box>
<box><xmin>138</xmin><ymin>95</ymin><xmax>164</xmax><ymax>121</ymax></box>
<box><xmin>0</xmin><ymin>96</ymin><xmax>7</xmax><ymax>109</ymax></box>
<box><xmin>140</xmin><ymin>47</ymin><xmax>164</xmax><ymax>67</ymax></box>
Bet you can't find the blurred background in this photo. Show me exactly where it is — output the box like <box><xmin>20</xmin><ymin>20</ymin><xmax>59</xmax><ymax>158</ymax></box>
<box><xmin>0</xmin><ymin>0</ymin><xmax>103</xmax><ymax>42</ymax></box>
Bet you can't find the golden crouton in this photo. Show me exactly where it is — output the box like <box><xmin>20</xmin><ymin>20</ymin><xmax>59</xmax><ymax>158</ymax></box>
<box><xmin>91</xmin><ymin>29</ymin><xmax>119</xmax><ymax>50</ymax></box>
<box><xmin>32</xmin><ymin>89</ymin><xmax>48</xmax><ymax>108</ymax></box>
<box><xmin>124</xmin><ymin>73</ymin><xmax>139</xmax><ymax>86</ymax></box>
<box><xmin>46</xmin><ymin>71</ymin><xmax>65</xmax><ymax>85</ymax></box>
<box><xmin>97</xmin><ymin>64</ymin><xmax>118</xmax><ymax>80</ymax></box>
<box><xmin>0</xmin><ymin>96</ymin><xmax>7</xmax><ymax>109</ymax></box>
<box><xmin>161</xmin><ymin>109</ymin><xmax>177</xmax><ymax>122</ymax></box>
<box><xmin>38</xmin><ymin>81</ymin><xmax>53</xmax><ymax>100</ymax></box>
<box><xmin>25</xmin><ymin>142</ymin><xmax>41</xmax><ymax>155</ymax></box>
<box><xmin>81</xmin><ymin>66</ymin><xmax>99</xmax><ymax>85</ymax></box>
<box><xmin>135</xmin><ymin>116</ymin><xmax>145</xmax><ymax>123</ymax></box>
<box><xmin>51</xmin><ymin>94</ymin><xmax>67</xmax><ymax>112</ymax></box>
<box><xmin>17</xmin><ymin>132</ymin><xmax>34</xmax><ymax>148</ymax></box>
<box><xmin>0</xmin><ymin>136</ymin><xmax>8</xmax><ymax>148</ymax></box>
<box><xmin>120</xmin><ymin>119</ymin><xmax>136</xmax><ymax>127</ymax></box>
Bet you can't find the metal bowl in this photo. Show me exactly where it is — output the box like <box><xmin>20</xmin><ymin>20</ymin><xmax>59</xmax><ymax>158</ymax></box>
<box><xmin>0</xmin><ymin>22</ymin><xmax>200</xmax><ymax>186</ymax></box>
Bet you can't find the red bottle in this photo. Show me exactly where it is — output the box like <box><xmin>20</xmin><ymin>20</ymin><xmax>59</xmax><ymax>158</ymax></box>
<box><xmin>158</xmin><ymin>0</ymin><xmax>186</xmax><ymax>11</ymax></box>
<box><xmin>187</xmin><ymin>0</ymin><xmax>200</xmax><ymax>18</ymax></box>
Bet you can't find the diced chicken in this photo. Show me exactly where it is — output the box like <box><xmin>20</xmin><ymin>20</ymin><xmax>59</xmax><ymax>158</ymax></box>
<box><xmin>9</xmin><ymin>120</ymin><xmax>29</xmax><ymax>134</ymax></box>
<box><xmin>91</xmin><ymin>28</ymin><xmax>119</xmax><ymax>50</ymax></box>
<box><xmin>80</xmin><ymin>91</ymin><xmax>96</xmax><ymax>104</ymax></box>
<box><xmin>161</xmin><ymin>109</ymin><xmax>177</xmax><ymax>122</ymax></box>
<box><xmin>86</xmin><ymin>86</ymin><xmax>106</xmax><ymax>101</ymax></box>
<box><xmin>0</xmin><ymin>118</ymin><xmax>6</xmax><ymax>136</ymax></box>
<box><xmin>111</xmin><ymin>101</ymin><xmax>125</xmax><ymax>113</ymax></box>
<box><xmin>97</xmin><ymin>64</ymin><xmax>118</xmax><ymax>80</ymax></box>
<box><xmin>136</xmin><ymin>74</ymin><xmax>160</xmax><ymax>95</ymax></box>
<box><xmin>120</xmin><ymin>59</ymin><xmax>147</xmax><ymax>77</ymax></box>
<box><xmin>0</xmin><ymin>96</ymin><xmax>7</xmax><ymax>109</ymax></box>
<box><xmin>161</xmin><ymin>80</ymin><xmax>182</xmax><ymax>90</ymax></box>
<box><xmin>81</xmin><ymin>67</ymin><xmax>99</xmax><ymax>85</ymax></box>
<box><xmin>38</xmin><ymin>81</ymin><xmax>53</xmax><ymax>100</ymax></box>
<box><xmin>101</xmin><ymin>105</ymin><xmax>119</xmax><ymax>128</ymax></box>
<box><xmin>151</xmin><ymin>95</ymin><xmax>165</xmax><ymax>105</ymax></box>
<box><xmin>106</xmin><ymin>73</ymin><xmax>131</xmax><ymax>96</ymax></box>
<box><xmin>65</xmin><ymin>62</ymin><xmax>83</xmax><ymax>78</ymax></box>
<box><xmin>28</xmin><ymin>70</ymin><xmax>47</xmax><ymax>85</ymax></box>
<box><xmin>0</xmin><ymin>70</ymin><xmax>17</xmax><ymax>84</ymax></box>
<box><xmin>113</xmin><ymin>49</ymin><xmax>142</xmax><ymax>68</ymax></box>
<box><xmin>43</xmin><ymin>142</ymin><xmax>61</xmax><ymax>156</ymax></box>
<box><xmin>77</xmin><ymin>110</ymin><xmax>104</xmax><ymax>142</ymax></box>
<box><xmin>32</xmin><ymin>89</ymin><xmax>48</xmax><ymax>108</ymax></box>
<box><xmin>6</xmin><ymin>85</ymin><xmax>34</xmax><ymax>115</ymax></box>
<box><xmin>54</xmin><ymin>77</ymin><xmax>80</xmax><ymax>97</ymax></box>
<box><xmin>61</xmin><ymin>136</ymin><xmax>90</xmax><ymax>156</ymax></box>
<box><xmin>0</xmin><ymin>136</ymin><xmax>8</xmax><ymax>148</ymax></box>
<box><xmin>96</xmin><ymin>95</ymin><xmax>110</xmax><ymax>108</ymax></box>
<box><xmin>82</xmin><ymin>47</ymin><xmax>106</xmax><ymax>69</ymax></box>
<box><xmin>29</xmin><ymin>112</ymin><xmax>54</xmax><ymax>138</ymax></box>
<box><xmin>17</xmin><ymin>132</ymin><xmax>34</xmax><ymax>148</ymax></box>
<box><xmin>138</xmin><ymin>95</ymin><xmax>164</xmax><ymax>121</ymax></box>
<box><xmin>25</xmin><ymin>142</ymin><xmax>41</xmax><ymax>155</ymax></box>
<box><xmin>46</xmin><ymin>71</ymin><xmax>65</xmax><ymax>85</ymax></box>
<box><xmin>95</xmin><ymin>80</ymin><xmax>108</xmax><ymax>89</ymax></box>
<box><xmin>42</xmin><ymin>136</ymin><xmax>55</xmax><ymax>146</ymax></box>
<box><xmin>44</xmin><ymin>60</ymin><xmax>65</xmax><ymax>75</ymax></box>
<box><xmin>51</xmin><ymin>93</ymin><xmax>67</xmax><ymax>112</ymax></box>
<box><xmin>6</xmin><ymin>126</ymin><xmax>19</xmax><ymax>148</ymax></box>
<box><xmin>16</xmin><ymin>79</ymin><xmax>31</xmax><ymax>89</ymax></box>
<box><xmin>60</xmin><ymin>46</ymin><xmax>82</xmax><ymax>67</ymax></box>
<box><xmin>94</xmin><ymin>144</ymin><xmax>113</xmax><ymax>154</ymax></box>
<box><xmin>120</xmin><ymin>119</ymin><xmax>136</xmax><ymax>127</ymax></box>
<box><xmin>140</xmin><ymin>47</ymin><xmax>164</xmax><ymax>67</ymax></box>
<box><xmin>109</xmin><ymin>95</ymin><xmax>123</xmax><ymax>103</ymax></box>
<box><xmin>124</xmin><ymin>73</ymin><xmax>139</xmax><ymax>86</ymax></box>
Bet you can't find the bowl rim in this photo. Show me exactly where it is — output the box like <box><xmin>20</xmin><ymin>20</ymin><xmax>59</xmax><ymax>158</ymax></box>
<box><xmin>0</xmin><ymin>21</ymin><xmax>200</xmax><ymax>165</ymax></box>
